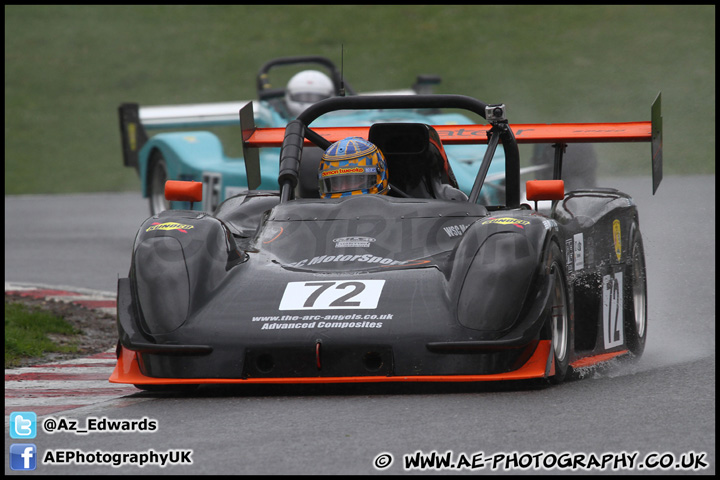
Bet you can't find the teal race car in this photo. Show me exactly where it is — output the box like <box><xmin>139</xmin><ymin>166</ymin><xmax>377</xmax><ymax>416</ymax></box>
<box><xmin>119</xmin><ymin>55</ymin><xmax>508</xmax><ymax>214</ymax></box>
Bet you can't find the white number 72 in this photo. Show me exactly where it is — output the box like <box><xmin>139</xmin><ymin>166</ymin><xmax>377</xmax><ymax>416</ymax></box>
<box><xmin>279</xmin><ymin>280</ymin><xmax>386</xmax><ymax>310</ymax></box>
<box><xmin>602</xmin><ymin>272</ymin><xmax>624</xmax><ymax>348</ymax></box>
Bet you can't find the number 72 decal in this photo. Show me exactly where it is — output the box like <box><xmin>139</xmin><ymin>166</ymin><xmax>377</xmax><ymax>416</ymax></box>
<box><xmin>279</xmin><ymin>280</ymin><xmax>385</xmax><ymax>310</ymax></box>
<box><xmin>602</xmin><ymin>272</ymin><xmax>624</xmax><ymax>348</ymax></box>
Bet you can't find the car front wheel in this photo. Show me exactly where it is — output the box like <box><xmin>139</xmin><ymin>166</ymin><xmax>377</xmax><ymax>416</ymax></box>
<box><xmin>547</xmin><ymin>242</ymin><xmax>571</xmax><ymax>384</ymax></box>
<box><xmin>148</xmin><ymin>151</ymin><xmax>169</xmax><ymax>215</ymax></box>
<box><xmin>624</xmin><ymin>226</ymin><xmax>647</xmax><ymax>357</ymax></box>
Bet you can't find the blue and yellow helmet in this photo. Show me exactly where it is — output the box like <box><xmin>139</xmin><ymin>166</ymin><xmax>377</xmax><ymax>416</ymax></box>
<box><xmin>318</xmin><ymin>137</ymin><xmax>389</xmax><ymax>198</ymax></box>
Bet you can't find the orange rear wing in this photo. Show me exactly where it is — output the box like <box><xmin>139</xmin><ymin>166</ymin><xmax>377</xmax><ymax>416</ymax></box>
<box><xmin>242</xmin><ymin>121</ymin><xmax>652</xmax><ymax>146</ymax></box>
<box><xmin>240</xmin><ymin>93</ymin><xmax>663</xmax><ymax>194</ymax></box>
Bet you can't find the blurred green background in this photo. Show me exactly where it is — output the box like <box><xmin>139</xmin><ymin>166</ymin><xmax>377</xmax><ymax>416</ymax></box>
<box><xmin>5</xmin><ymin>5</ymin><xmax>715</xmax><ymax>195</ymax></box>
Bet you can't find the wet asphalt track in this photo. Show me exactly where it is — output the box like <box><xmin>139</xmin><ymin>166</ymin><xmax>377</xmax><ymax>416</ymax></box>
<box><xmin>4</xmin><ymin>175</ymin><xmax>715</xmax><ymax>474</ymax></box>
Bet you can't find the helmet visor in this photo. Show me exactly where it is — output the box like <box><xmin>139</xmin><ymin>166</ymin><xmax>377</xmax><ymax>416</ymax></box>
<box><xmin>319</xmin><ymin>168</ymin><xmax>378</xmax><ymax>195</ymax></box>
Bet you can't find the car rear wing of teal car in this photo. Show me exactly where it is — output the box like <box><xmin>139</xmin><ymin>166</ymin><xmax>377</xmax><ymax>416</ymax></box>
<box><xmin>118</xmin><ymin>100</ymin><xmax>255</xmax><ymax>170</ymax></box>
<box><xmin>118</xmin><ymin>91</ymin><xmax>419</xmax><ymax>171</ymax></box>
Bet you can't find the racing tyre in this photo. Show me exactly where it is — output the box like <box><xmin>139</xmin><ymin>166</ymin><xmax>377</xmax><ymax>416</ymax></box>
<box><xmin>624</xmin><ymin>226</ymin><xmax>647</xmax><ymax>357</ymax></box>
<box><xmin>547</xmin><ymin>243</ymin><xmax>571</xmax><ymax>384</ymax></box>
<box><xmin>148</xmin><ymin>151</ymin><xmax>170</xmax><ymax>215</ymax></box>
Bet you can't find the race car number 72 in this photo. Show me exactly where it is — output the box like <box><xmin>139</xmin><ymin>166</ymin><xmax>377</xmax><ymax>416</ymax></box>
<box><xmin>279</xmin><ymin>280</ymin><xmax>386</xmax><ymax>310</ymax></box>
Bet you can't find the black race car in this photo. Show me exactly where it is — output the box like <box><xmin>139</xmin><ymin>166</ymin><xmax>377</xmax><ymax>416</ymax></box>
<box><xmin>111</xmin><ymin>93</ymin><xmax>662</xmax><ymax>389</ymax></box>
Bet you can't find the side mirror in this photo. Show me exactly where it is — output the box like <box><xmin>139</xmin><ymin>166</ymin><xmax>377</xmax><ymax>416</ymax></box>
<box><xmin>165</xmin><ymin>180</ymin><xmax>202</xmax><ymax>203</ymax></box>
<box><xmin>526</xmin><ymin>180</ymin><xmax>564</xmax><ymax>210</ymax></box>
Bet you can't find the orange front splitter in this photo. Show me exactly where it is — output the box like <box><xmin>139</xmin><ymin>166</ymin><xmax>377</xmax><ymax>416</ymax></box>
<box><xmin>110</xmin><ymin>340</ymin><xmax>553</xmax><ymax>386</ymax></box>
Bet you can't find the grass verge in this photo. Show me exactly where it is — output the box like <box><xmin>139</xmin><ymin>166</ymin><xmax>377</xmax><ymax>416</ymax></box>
<box><xmin>5</xmin><ymin>300</ymin><xmax>80</xmax><ymax>368</ymax></box>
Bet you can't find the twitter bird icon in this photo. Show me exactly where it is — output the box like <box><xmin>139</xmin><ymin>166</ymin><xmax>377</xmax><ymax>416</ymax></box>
<box><xmin>10</xmin><ymin>412</ymin><xmax>37</xmax><ymax>439</ymax></box>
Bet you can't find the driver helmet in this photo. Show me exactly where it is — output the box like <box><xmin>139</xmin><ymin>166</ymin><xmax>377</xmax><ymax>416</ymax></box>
<box><xmin>318</xmin><ymin>137</ymin><xmax>389</xmax><ymax>199</ymax></box>
<box><xmin>285</xmin><ymin>70</ymin><xmax>334</xmax><ymax>117</ymax></box>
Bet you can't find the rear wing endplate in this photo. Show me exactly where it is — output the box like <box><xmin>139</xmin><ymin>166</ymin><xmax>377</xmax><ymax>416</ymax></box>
<box><xmin>651</xmin><ymin>92</ymin><xmax>663</xmax><ymax>194</ymax></box>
